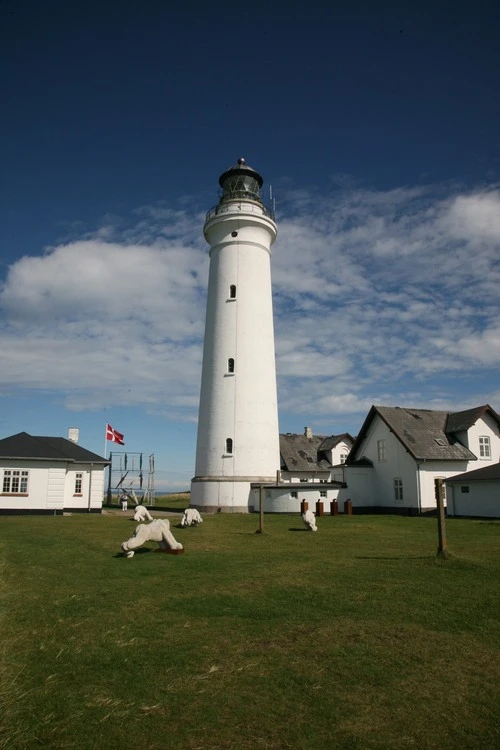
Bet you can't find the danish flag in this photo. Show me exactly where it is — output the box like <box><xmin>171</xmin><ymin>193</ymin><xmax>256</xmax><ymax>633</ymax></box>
<box><xmin>106</xmin><ymin>423</ymin><xmax>125</xmax><ymax>445</ymax></box>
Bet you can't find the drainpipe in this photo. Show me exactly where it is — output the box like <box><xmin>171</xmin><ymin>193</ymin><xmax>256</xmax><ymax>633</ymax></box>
<box><xmin>416</xmin><ymin>462</ymin><xmax>423</xmax><ymax>515</ymax></box>
<box><xmin>87</xmin><ymin>463</ymin><xmax>94</xmax><ymax>512</ymax></box>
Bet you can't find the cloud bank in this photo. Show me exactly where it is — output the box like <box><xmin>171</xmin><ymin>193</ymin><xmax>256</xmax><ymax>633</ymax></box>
<box><xmin>1</xmin><ymin>182</ymin><xmax>499</xmax><ymax>430</ymax></box>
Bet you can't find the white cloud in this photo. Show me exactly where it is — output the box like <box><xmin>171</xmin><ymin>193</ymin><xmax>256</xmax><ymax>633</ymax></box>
<box><xmin>1</xmin><ymin>182</ymin><xmax>499</xmax><ymax>429</ymax></box>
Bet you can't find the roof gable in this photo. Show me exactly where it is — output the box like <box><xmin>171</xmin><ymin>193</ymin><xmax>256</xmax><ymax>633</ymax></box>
<box><xmin>347</xmin><ymin>406</ymin><xmax>477</xmax><ymax>463</ymax></box>
<box><xmin>317</xmin><ymin>433</ymin><xmax>355</xmax><ymax>451</ymax></box>
<box><xmin>0</xmin><ymin>432</ymin><xmax>108</xmax><ymax>463</ymax></box>
<box><xmin>446</xmin><ymin>404</ymin><xmax>500</xmax><ymax>434</ymax></box>
<box><xmin>279</xmin><ymin>433</ymin><xmax>332</xmax><ymax>472</ymax></box>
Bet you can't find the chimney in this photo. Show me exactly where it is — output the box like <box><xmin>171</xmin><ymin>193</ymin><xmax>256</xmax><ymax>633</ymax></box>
<box><xmin>68</xmin><ymin>428</ymin><xmax>79</xmax><ymax>444</ymax></box>
<box><xmin>304</xmin><ymin>426</ymin><xmax>313</xmax><ymax>439</ymax></box>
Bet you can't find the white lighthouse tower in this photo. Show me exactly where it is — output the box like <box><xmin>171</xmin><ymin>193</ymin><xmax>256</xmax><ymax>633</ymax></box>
<box><xmin>191</xmin><ymin>158</ymin><xmax>280</xmax><ymax>512</ymax></box>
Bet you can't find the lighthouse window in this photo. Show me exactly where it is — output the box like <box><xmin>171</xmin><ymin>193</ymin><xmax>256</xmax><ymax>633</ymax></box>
<box><xmin>229</xmin><ymin>285</ymin><xmax>236</xmax><ymax>299</ymax></box>
<box><xmin>225</xmin><ymin>438</ymin><xmax>233</xmax><ymax>454</ymax></box>
<box><xmin>228</xmin><ymin>358</ymin><xmax>235</xmax><ymax>373</ymax></box>
<box><xmin>231</xmin><ymin>231</ymin><xmax>238</xmax><ymax>237</ymax></box>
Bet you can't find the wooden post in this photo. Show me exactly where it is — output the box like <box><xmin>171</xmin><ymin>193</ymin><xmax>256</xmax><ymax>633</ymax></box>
<box><xmin>344</xmin><ymin>499</ymin><xmax>352</xmax><ymax>515</ymax></box>
<box><xmin>257</xmin><ymin>484</ymin><xmax>264</xmax><ymax>534</ymax></box>
<box><xmin>330</xmin><ymin>500</ymin><xmax>339</xmax><ymax>516</ymax></box>
<box><xmin>315</xmin><ymin>500</ymin><xmax>324</xmax><ymax>516</ymax></box>
<box><xmin>300</xmin><ymin>499</ymin><xmax>308</xmax><ymax>514</ymax></box>
<box><xmin>435</xmin><ymin>478</ymin><xmax>447</xmax><ymax>559</ymax></box>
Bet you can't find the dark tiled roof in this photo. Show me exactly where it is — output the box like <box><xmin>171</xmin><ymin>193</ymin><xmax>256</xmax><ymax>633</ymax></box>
<box><xmin>446</xmin><ymin>462</ymin><xmax>500</xmax><ymax>483</ymax></box>
<box><xmin>348</xmin><ymin>457</ymin><xmax>374</xmax><ymax>467</ymax></box>
<box><xmin>347</xmin><ymin>406</ymin><xmax>477</xmax><ymax>463</ymax></box>
<box><xmin>280</xmin><ymin>433</ymin><xmax>332</xmax><ymax>472</ymax></box>
<box><xmin>317</xmin><ymin>433</ymin><xmax>355</xmax><ymax>451</ymax></box>
<box><xmin>446</xmin><ymin>405</ymin><xmax>500</xmax><ymax>434</ymax></box>
<box><xmin>0</xmin><ymin>432</ymin><xmax>108</xmax><ymax>463</ymax></box>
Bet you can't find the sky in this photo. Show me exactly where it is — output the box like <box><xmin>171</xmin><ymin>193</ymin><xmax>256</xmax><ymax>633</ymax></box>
<box><xmin>1</xmin><ymin>0</ymin><xmax>499</xmax><ymax>491</ymax></box>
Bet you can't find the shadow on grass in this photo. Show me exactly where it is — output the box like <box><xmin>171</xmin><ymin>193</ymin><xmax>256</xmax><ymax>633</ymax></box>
<box><xmin>113</xmin><ymin>548</ymin><xmax>153</xmax><ymax>558</ymax></box>
<box><xmin>355</xmin><ymin>555</ymin><xmax>431</xmax><ymax>560</ymax></box>
<box><xmin>288</xmin><ymin>527</ymin><xmax>309</xmax><ymax>532</ymax></box>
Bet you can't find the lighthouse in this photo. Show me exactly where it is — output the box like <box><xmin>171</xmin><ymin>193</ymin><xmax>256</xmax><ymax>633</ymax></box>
<box><xmin>191</xmin><ymin>158</ymin><xmax>280</xmax><ymax>512</ymax></box>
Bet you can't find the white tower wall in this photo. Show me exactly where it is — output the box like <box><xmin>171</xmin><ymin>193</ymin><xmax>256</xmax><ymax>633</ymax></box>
<box><xmin>191</xmin><ymin>163</ymin><xmax>280</xmax><ymax>512</ymax></box>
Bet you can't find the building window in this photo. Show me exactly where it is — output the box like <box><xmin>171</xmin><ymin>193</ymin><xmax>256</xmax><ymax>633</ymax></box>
<box><xmin>75</xmin><ymin>473</ymin><xmax>83</xmax><ymax>494</ymax></box>
<box><xmin>227</xmin><ymin>358</ymin><xmax>235</xmax><ymax>374</ymax></box>
<box><xmin>229</xmin><ymin>285</ymin><xmax>236</xmax><ymax>299</ymax></box>
<box><xmin>290</xmin><ymin>491</ymin><xmax>298</xmax><ymax>499</ymax></box>
<box><xmin>225</xmin><ymin>438</ymin><xmax>233</xmax><ymax>454</ymax></box>
<box><xmin>394</xmin><ymin>478</ymin><xmax>403</xmax><ymax>502</ymax></box>
<box><xmin>461</xmin><ymin>486</ymin><xmax>470</xmax><ymax>493</ymax></box>
<box><xmin>2</xmin><ymin>470</ymin><xmax>29</xmax><ymax>494</ymax></box>
<box><xmin>299</xmin><ymin>478</ymin><xmax>308</xmax><ymax>483</ymax></box>
<box><xmin>320</xmin><ymin>490</ymin><xmax>327</xmax><ymax>498</ymax></box>
<box><xmin>377</xmin><ymin>439</ymin><xmax>387</xmax><ymax>462</ymax></box>
<box><xmin>479</xmin><ymin>436</ymin><xmax>491</xmax><ymax>458</ymax></box>
<box><xmin>340</xmin><ymin>453</ymin><xmax>347</xmax><ymax>464</ymax></box>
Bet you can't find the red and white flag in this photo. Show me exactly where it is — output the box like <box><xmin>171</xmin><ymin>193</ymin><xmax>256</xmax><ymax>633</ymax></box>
<box><xmin>106</xmin><ymin>423</ymin><xmax>125</xmax><ymax>445</ymax></box>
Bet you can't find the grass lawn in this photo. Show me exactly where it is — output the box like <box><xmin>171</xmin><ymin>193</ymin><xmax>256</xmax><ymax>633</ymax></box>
<box><xmin>1</xmin><ymin>513</ymin><xmax>499</xmax><ymax>749</ymax></box>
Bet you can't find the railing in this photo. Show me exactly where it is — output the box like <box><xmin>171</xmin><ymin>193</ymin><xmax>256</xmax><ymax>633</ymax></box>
<box><xmin>205</xmin><ymin>200</ymin><xmax>275</xmax><ymax>223</ymax></box>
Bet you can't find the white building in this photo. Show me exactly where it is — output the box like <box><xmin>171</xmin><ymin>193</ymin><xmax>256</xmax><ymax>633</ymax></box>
<box><xmin>446</xmin><ymin>462</ymin><xmax>500</xmax><ymax>518</ymax></box>
<box><xmin>248</xmin><ymin>428</ymin><xmax>353</xmax><ymax>514</ymax></box>
<box><xmin>343</xmin><ymin>404</ymin><xmax>500</xmax><ymax>515</ymax></box>
<box><xmin>0</xmin><ymin>431</ymin><xmax>109</xmax><ymax>514</ymax></box>
<box><xmin>191</xmin><ymin>159</ymin><xmax>280</xmax><ymax>512</ymax></box>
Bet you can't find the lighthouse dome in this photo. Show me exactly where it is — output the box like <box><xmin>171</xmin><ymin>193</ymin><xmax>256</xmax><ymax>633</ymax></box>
<box><xmin>218</xmin><ymin>157</ymin><xmax>263</xmax><ymax>204</ymax></box>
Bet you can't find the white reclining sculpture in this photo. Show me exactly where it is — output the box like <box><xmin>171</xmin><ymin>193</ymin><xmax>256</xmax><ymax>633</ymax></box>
<box><xmin>181</xmin><ymin>508</ymin><xmax>203</xmax><ymax>527</ymax></box>
<box><xmin>302</xmin><ymin>509</ymin><xmax>318</xmax><ymax>531</ymax></box>
<box><xmin>133</xmin><ymin>505</ymin><xmax>154</xmax><ymax>523</ymax></box>
<box><xmin>121</xmin><ymin>519</ymin><xmax>184</xmax><ymax>558</ymax></box>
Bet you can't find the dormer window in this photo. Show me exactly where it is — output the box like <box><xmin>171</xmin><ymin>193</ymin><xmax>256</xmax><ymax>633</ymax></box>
<box><xmin>229</xmin><ymin>285</ymin><xmax>236</xmax><ymax>299</ymax></box>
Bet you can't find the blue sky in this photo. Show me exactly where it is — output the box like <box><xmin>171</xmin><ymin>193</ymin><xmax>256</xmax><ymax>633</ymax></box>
<box><xmin>1</xmin><ymin>0</ymin><xmax>499</xmax><ymax>490</ymax></box>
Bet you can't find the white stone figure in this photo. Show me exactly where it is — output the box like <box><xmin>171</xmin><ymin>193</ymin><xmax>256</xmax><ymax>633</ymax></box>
<box><xmin>302</xmin><ymin>509</ymin><xmax>318</xmax><ymax>531</ymax></box>
<box><xmin>133</xmin><ymin>505</ymin><xmax>154</xmax><ymax>523</ymax></box>
<box><xmin>121</xmin><ymin>519</ymin><xmax>184</xmax><ymax>558</ymax></box>
<box><xmin>181</xmin><ymin>508</ymin><xmax>203</xmax><ymax>527</ymax></box>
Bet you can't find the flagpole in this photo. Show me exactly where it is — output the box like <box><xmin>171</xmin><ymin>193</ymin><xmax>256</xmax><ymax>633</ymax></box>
<box><xmin>104</xmin><ymin>424</ymin><xmax>108</xmax><ymax>461</ymax></box>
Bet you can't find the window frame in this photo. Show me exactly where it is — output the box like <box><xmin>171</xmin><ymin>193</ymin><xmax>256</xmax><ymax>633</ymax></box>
<box><xmin>2</xmin><ymin>469</ymin><xmax>29</xmax><ymax>495</ymax></box>
<box><xmin>479</xmin><ymin>436</ymin><xmax>491</xmax><ymax>459</ymax></box>
<box><xmin>377</xmin><ymin>439</ymin><xmax>387</xmax><ymax>462</ymax></box>
<box><xmin>225</xmin><ymin>438</ymin><xmax>233</xmax><ymax>455</ymax></box>
<box><xmin>394</xmin><ymin>477</ymin><xmax>403</xmax><ymax>503</ymax></box>
<box><xmin>74</xmin><ymin>472</ymin><xmax>83</xmax><ymax>495</ymax></box>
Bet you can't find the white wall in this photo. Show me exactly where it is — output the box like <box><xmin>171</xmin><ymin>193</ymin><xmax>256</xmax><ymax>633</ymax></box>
<box><xmin>447</xmin><ymin>481</ymin><xmax>500</xmax><ymax>518</ymax></box>
<box><xmin>344</xmin><ymin>417</ymin><xmax>419</xmax><ymax>510</ymax></box>
<box><xmin>251</xmin><ymin>485</ymin><xmax>341</xmax><ymax>513</ymax></box>
<box><xmin>0</xmin><ymin>460</ymin><xmax>105</xmax><ymax>512</ymax></box>
<box><xmin>193</xmin><ymin>201</ymin><xmax>280</xmax><ymax>510</ymax></box>
<box><xmin>457</xmin><ymin>413</ymin><xmax>500</xmax><ymax>467</ymax></box>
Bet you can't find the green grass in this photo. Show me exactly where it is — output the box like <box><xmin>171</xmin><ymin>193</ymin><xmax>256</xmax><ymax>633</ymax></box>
<box><xmin>105</xmin><ymin>492</ymin><xmax>190</xmax><ymax>511</ymax></box>
<box><xmin>1</xmin><ymin>514</ymin><xmax>499</xmax><ymax>749</ymax></box>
